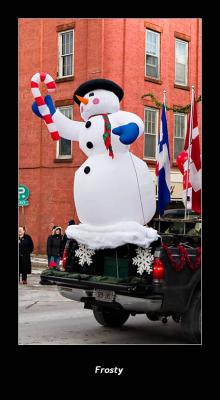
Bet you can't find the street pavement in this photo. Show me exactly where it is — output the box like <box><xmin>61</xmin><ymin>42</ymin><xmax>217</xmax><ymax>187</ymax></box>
<box><xmin>18</xmin><ymin>260</ymin><xmax>188</xmax><ymax>345</ymax></box>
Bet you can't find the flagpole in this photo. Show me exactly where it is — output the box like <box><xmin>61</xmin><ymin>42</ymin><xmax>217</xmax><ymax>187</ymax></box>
<box><xmin>163</xmin><ymin>90</ymin><xmax>166</xmax><ymax>108</ymax></box>
<box><xmin>185</xmin><ymin>85</ymin><xmax>195</xmax><ymax>221</ymax></box>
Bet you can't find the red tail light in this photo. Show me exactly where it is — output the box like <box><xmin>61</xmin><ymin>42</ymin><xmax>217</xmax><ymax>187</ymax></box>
<box><xmin>61</xmin><ymin>249</ymin><xmax>68</xmax><ymax>270</ymax></box>
<box><xmin>152</xmin><ymin>259</ymin><xmax>165</xmax><ymax>280</ymax></box>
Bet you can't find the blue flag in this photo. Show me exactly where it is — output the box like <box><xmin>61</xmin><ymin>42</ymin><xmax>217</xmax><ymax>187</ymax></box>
<box><xmin>158</xmin><ymin>104</ymin><xmax>171</xmax><ymax>216</ymax></box>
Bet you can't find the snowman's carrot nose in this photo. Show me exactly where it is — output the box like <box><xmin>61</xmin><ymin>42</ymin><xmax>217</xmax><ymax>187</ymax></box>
<box><xmin>75</xmin><ymin>95</ymin><xmax>88</xmax><ymax>105</ymax></box>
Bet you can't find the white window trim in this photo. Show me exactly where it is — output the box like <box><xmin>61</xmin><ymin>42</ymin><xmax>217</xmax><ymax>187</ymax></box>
<box><xmin>173</xmin><ymin>112</ymin><xmax>187</xmax><ymax>160</ymax></box>
<box><xmin>58</xmin><ymin>29</ymin><xmax>74</xmax><ymax>78</ymax></box>
<box><xmin>145</xmin><ymin>29</ymin><xmax>160</xmax><ymax>79</ymax></box>
<box><xmin>143</xmin><ymin>107</ymin><xmax>159</xmax><ymax>161</ymax></box>
<box><xmin>56</xmin><ymin>107</ymin><xmax>73</xmax><ymax>159</ymax></box>
<box><xmin>175</xmin><ymin>39</ymin><xmax>188</xmax><ymax>86</ymax></box>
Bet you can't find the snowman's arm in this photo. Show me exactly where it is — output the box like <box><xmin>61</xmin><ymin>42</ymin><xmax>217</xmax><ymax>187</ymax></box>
<box><xmin>32</xmin><ymin>95</ymin><xmax>83</xmax><ymax>141</ymax></box>
<box><xmin>52</xmin><ymin>109</ymin><xmax>83</xmax><ymax>141</ymax></box>
<box><xmin>112</xmin><ymin>111</ymin><xmax>144</xmax><ymax>144</ymax></box>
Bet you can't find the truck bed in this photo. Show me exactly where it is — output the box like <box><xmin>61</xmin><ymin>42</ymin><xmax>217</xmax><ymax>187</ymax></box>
<box><xmin>40</xmin><ymin>238</ymin><xmax>200</xmax><ymax>314</ymax></box>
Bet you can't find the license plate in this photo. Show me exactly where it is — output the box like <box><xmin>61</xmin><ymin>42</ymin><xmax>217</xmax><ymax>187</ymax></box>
<box><xmin>94</xmin><ymin>289</ymin><xmax>115</xmax><ymax>302</ymax></box>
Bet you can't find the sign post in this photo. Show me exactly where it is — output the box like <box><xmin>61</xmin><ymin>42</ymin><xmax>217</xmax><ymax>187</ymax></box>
<box><xmin>21</xmin><ymin>206</ymin><xmax>24</xmax><ymax>226</ymax></box>
<box><xmin>18</xmin><ymin>185</ymin><xmax>30</xmax><ymax>226</ymax></box>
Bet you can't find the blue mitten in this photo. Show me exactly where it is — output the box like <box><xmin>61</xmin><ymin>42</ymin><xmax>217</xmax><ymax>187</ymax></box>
<box><xmin>32</xmin><ymin>95</ymin><xmax>56</xmax><ymax>118</ymax></box>
<box><xmin>112</xmin><ymin>122</ymin><xmax>139</xmax><ymax>145</ymax></box>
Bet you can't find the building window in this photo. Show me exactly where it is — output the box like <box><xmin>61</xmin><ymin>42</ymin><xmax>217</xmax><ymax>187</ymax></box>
<box><xmin>175</xmin><ymin>39</ymin><xmax>188</xmax><ymax>86</ymax></box>
<box><xmin>145</xmin><ymin>29</ymin><xmax>160</xmax><ymax>79</ymax></box>
<box><xmin>56</xmin><ymin>107</ymin><xmax>72</xmax><ymax>159</ymax></box>
<box><xmin>174</xmin><ymin>113</ymin><xmax>187</xmax><ymax>160</ymax></box>
<box><xmin>144</xmin><ymin>107</ymin><xmax>159</xmax><ymax>159</ymax></box>
<box><xmin>58</xmin><ymin>30</ymin><xmax>74</xmax><ymax>78</ymax></box>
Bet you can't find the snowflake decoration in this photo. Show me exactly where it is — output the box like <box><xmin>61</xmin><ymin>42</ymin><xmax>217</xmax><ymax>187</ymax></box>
<box><xmin>75</xmin><ymin>244</ymin><xmax>95</xmax><ymax>266</ymax></box>
<box><xmin>132</xmin><ymin>247</ymin><xmax>154</xmax><ymax>275</ymax></box>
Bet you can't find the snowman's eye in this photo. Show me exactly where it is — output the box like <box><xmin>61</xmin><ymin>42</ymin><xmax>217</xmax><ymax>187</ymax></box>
<box><xmin>89</xmin><ymin>92</ymin><xmax>94</xmax><ymax>97</ymax></box>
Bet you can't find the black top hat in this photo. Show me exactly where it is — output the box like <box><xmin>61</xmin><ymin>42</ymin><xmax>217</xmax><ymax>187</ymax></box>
<box><xmin>73</xmin><ymin>79</ymin><xmax>124</xmax><ymax>105</ymax></box>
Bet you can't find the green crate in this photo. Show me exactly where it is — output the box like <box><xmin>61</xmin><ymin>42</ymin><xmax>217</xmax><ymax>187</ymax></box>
<box><xmin>103</xmin><ymin>254</ymin><xmax>129</xmax><ymax>278</ymax></box>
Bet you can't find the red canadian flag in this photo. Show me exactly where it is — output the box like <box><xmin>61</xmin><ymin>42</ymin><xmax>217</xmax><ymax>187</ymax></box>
<box><xmin>183</xmin><ymin>93</ymin><xmax>201</xmax><ymax>213</ymax></box>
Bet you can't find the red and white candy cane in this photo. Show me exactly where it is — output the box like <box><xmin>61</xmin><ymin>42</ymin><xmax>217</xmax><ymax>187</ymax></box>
<box><xmin>30</xmin><ymin>72</ymin><xmax>60</xmax><ymax>141</ymax></box>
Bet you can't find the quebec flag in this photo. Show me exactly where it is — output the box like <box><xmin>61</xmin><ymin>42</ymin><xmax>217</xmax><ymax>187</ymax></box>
<box><xmin>157</xmin><ymin>103</ymin><xmax>171</xmax><ymax>216</ymax></box>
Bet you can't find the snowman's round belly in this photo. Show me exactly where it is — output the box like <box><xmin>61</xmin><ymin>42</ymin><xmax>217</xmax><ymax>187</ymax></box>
<box><xmin>74</xmin><ymin>153</ymin><xmax>156</xmax><ymax>226</ymax></box>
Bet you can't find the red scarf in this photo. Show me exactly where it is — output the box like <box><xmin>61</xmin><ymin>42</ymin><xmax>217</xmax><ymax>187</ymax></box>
<box><xmin>89</xmin><ymin>113</ymin><xmax>114</xmax><ymax>159</ymax></box>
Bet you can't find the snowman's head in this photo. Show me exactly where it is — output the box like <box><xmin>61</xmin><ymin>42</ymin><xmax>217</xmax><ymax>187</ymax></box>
<box><xmin>73</xmin><ymin>79</ymin><xmax>124</xmax><ymax>121</ymax></box>
<box><xmin>77</xmin><ymin>89</ymin><xmax>120</xmax><ymax>121</ymax></box>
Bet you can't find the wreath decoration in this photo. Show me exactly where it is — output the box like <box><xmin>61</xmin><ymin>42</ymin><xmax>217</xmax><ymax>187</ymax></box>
<box><xmin>141</xmin><ymin>93</ymin><xmax>201</xmax><ymax>113</ymax></box>
<box><xmin>162</xmin><ymin>243</ymin><xmax>201</xmax><ymax>272</ymax></box>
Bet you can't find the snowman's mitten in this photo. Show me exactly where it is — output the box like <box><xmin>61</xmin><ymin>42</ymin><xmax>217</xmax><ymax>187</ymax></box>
<box><xmin>112</xmin><ymin>123</ymin><xmax>139</xmax><ymax>145</ymax></box>
<box><xmin>31</xmin><ymin>95</ymin><xmax>56</xmax><ymax>118</ymax></box>
<box><xmin>32</xmin><ymin>101</ymin><xmax>42</xmax><ymax>118</ymax></box>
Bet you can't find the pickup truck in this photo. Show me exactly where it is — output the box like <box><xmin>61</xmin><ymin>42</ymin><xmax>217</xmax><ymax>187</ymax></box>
<box><xmin>40</xmin><ymin>209</ymin><xmax>201</xmax><ymax>344</ymax></box>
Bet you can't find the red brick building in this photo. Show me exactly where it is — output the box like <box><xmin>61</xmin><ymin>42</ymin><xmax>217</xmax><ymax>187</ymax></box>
<box><xmin>19</xmin><ymin>18</ymin><xmax>202</xmax><ymax>254</ymax></box>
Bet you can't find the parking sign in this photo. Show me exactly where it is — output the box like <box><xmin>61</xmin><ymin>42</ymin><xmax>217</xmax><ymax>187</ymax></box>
<box><xmin>18</xmin><ymin>185</ymin><xmax>30</xmax><ymax>206</ymax></box>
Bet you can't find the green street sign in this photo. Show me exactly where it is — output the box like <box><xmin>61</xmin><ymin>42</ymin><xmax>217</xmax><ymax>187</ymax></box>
<box><xmin>19</xmin><ymin>199</ymin><xmax>29</xmax><ymax>207</ymax></box>
<box><xmin>18</xmin><ymin>184</ymin><xmax>30</xmax><ymax>207</ymax></box>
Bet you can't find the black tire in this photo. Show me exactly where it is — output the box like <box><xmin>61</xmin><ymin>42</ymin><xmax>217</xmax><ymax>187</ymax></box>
<box><xmin>172</xmin><ymin>314</ymin><xmax>181</xmax><ymax>323</ymax></box>
<box><xmin>181</xmin><ymin>289</ymin><xmax>201</xmax><ymax>344</ymax></box>
<box><xmin>146</xmin><ymin>313</ymin><xmax>160</xmax><ymax>321</ymax></box>
<box><xmin>93</xmin><ymin>306</ymin><xmax>130</xmax><ymax>327</ymax></box>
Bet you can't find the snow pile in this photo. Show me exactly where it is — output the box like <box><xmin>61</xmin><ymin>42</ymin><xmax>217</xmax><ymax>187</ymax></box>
<box><xmin>66</xmin><ymin>221</ymin><xmax>158</xmax><ymax>250</ymax></box>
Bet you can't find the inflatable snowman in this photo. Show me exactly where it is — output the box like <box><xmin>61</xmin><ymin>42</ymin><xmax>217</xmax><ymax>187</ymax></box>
<box><xmin>32</xmin><ymin>78</ymin><xmax>158</xmax><ymax>249</ymax></box>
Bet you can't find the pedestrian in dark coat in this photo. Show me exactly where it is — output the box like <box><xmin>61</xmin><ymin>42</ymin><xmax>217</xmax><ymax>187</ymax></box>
<box><xmin>19</xmin><ymin>226</ymin><xmax>34</xmax><ymax>284</ymax></box>
<box><xmin>47</xmin><ymin>226</ymin><xmax>63</xmax><ymax>267</ymax></box>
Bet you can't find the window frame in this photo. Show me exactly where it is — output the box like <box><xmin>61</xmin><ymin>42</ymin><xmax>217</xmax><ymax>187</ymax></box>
<box><xmin>56</xmin><ymin>106</ymin><xmax>73</xmax><ymax>159</ymax></box>
<box><xmin>175</xmin><ymin>38</ymin><xmax>188</xmax><ymax>87</ymax></box>
<box><xmin>173</xmin><ymin>112</ymin><xmax>187</xmax><ymax>161</ymax></box>
<box><xmin>58</xmin><ymin>29</ymin><xmax>74</xmax><ymax>78</ymax></box>
<box><xmin>143</xmin><ymin>107</ymin><xmax>159</xmax><ymax>161</ymax></box>
<box><xmin>145</xmin><ymin>29</ymin><xmax>160</xmax><ymax>80</ymax></box>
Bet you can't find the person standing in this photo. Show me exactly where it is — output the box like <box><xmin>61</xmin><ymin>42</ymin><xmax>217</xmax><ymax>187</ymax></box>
<box><xmin>47</xmin><ymin>226</ymin><xmax>55</xmax><ymax>266</ymax></box>
<box><xmin>61</xmin><ymin>219</ymin><xmax>75</xmax><ymax>256</ymax></box>
<box><xmin>19</xmin><ymin>226</ymin><xmax>34</xmax><ymax>284</ymax></box>
<box><xmin>47</xmin><ymin>226</ymin><xmax>63</xmax><ymax>267</ymax></box>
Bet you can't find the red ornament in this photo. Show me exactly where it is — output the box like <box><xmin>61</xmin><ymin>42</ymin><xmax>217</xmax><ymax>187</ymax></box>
<box><xmin>176</xmin><ymin>151</ymin><xmax>188</xmax><ymax>175</ymax></box>
<box><xmin>48</xmin><ymin>261</ymin><xmax>57</xmax><ymax>269</ymax></box>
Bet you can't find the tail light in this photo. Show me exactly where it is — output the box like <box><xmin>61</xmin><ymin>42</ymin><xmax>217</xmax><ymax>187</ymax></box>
<box><xmin>152</xmin><ymin>258</ymin><xmax>165</xmax><ymax>281</ymax></box>
<box><xmin>61</xmin><ymin>248</ymin><xmax>68</xmax><ymax>270</ymax></box>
